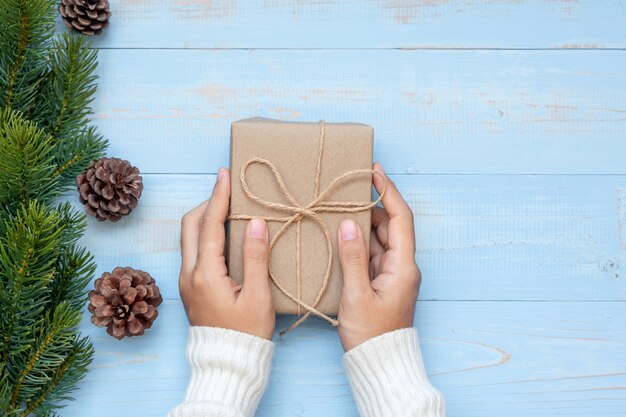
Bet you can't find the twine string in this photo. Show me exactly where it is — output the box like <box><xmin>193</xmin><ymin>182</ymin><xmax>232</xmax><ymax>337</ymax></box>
<box><xmin>228</xmin><ymin>121</ymin><xmax>386</xmax><ymax>334</ymax></box>
<box><xmin>295</xmin><ymin>219</ymin><xmax>301</xmax><ymax>316</ymax></box>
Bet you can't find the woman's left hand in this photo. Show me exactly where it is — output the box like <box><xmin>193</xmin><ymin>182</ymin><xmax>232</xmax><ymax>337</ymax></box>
<box><xmin>178</xmin><ymin>167</ymin><xmax>275</xmax><ymax>340</ymax></box>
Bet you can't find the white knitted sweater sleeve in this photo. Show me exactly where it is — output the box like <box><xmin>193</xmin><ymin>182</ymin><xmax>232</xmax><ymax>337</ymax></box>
<box><xmin>168</xmin><ymin>327</ymin><xmax>444</xmax><ymax>417</ymax></box>
<box><xmin>343</xmin><ymin>327</ymin><xmax>446</xmax><ymax>417</ymax></box>
<box><xmin>167</xmin><ymin>326</ymin><xmax>274</xmax><ymax>417</ymax></box>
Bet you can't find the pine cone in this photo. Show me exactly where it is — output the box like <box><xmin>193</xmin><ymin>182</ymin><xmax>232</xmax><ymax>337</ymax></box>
<box><xmin>88</xmin><ymin>267</ymin><xmax>163</xmax><ymax>340</ymax></box>
<box><xmin>77</xmin><ymin>157</ymin><xmax>143</xmax><ymax>222</ymax></box>
<box><xmin>59</xmin><ymin>0</ymin><xmax>111</xmax><ymax>36</ymax></box>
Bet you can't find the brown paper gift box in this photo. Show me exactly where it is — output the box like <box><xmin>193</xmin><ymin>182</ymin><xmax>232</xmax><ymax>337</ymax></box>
<box><xmin>227</xmin><ymin>117</ymin><xmax>374</xmax><ymax>317</ymax></box>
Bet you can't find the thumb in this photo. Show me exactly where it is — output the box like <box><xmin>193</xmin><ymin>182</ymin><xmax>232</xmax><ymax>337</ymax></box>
<box><xmin>240</xmin><ymin>218</ymin><xmax>271</xmax><ymax>299</ymax></box>
<box><xmin>337</xmin><ymin>219</ymin><xmax>372</xmax><ymax>295</ymax></box>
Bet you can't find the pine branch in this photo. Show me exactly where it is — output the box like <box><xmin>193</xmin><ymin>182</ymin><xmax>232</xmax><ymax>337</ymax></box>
<box><xmin>8</xmin><ymin>303</ymin><xmax>92</xmax><ymax>414</ymax></box>
<box><xmin>49</xmin><ymin>244</ymin><xmax>95</xmax><ymax>312</ymax></box>
<box><xmin>49</xmin><ymin>203</ymin><xmax>95</xmax><ymax>311</ymax></box>
<box><xmin>0</xmin><ymin>107</ymin><xmax>58</xmax><ymax>210</ymax></box>
<box><xmin>53</xmin><ymin>124</ymin><xmax>107</xmax><ymax>190</ymax></box>
<box><xmin>34</xmin><ymin>33</ymin><xmax>98</xmax><ymax>140</ymax></box>
<box><xmin>0</xmin><ymin>201</ymin><xmax>94</xmax><ymax>416</ymax></box>
<box><xmin>33</xmin><ymin>32</ymin><xmax>108</xmax><ymax>188</ymax></box>
<box><xmin>0</xmin><ymin>0</ymin><xmax>55</xmax><ymax>113</ymax></box>
<box><xmin>0</xmin><ymin>1</ymin><xmax>108</xmax><ymax>414</ymax></box>
<box><xmin>8</xmin><ymin>306</ymin><xmax>79</xmax><ymax>411</ymax></box>
<box><xmin>55</xmin><ymin>201</ymin><xmax>87</xmax><ymax>246</ymax></box>
<box><xmin>23</xmin><ymin>335</ymin><xmax>92</xmax><ymax>416</ymax></box>
<box><xmin>0</xmin><ymin>201</ymin><xmax>62</xmax><ymax>374</ymax></box>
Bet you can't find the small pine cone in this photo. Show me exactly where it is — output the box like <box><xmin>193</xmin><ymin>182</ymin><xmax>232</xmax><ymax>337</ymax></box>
<box><xmin>77</xmin><ymin>157</ymin><xmax>143</xmax><ymax>222</ymax></box>
<box><xmin>88</xmin><ymin>267</ymin><xmax>163</xmax><ymax>340</ymax></box>
<box><xmin>59</xmin><ymin>0</ymin><xmax>111</xmax><ymax>36</ymax></box>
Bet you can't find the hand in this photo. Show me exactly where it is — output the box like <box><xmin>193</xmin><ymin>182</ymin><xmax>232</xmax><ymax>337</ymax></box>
<box><xmin>178</xmin><ymin>167</ymin><xmax>275</xmax><ymax>340</ymax></box>
<box><xmin>337</xmin><ymin>162</ymin><xmax>421</xmax><ymax>351</ymax></box>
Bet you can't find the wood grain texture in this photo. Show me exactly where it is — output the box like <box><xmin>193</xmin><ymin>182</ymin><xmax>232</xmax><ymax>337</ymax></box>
<box><xmin>51</xmin><ymin>2</ymin><xmax>626</xmax><ymax>415</ymax></box>
<box><xmin>60</xmin><ymin>173</ymin><xmax>626</xmax><ymax>302</ymax></box>
<box><xmin>61</xmin><ymin>301</ymin><xmax>626</xmax><ymax>417</ymax></box>
<box><xmin>60</xmin><ymin>0</ymin><xmax>626</xmax><ymax>49</ymax></box>
<box><xmin>91</xmin><ymin>49</ymin><xmax>626</xmax><ymax>175</ymax></box>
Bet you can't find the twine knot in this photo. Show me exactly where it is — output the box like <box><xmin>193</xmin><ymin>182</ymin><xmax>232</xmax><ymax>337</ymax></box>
<box><xmin>228</xmin><ymin>121</ymin><xmax>385</xmax><ymax>335</ymax></box>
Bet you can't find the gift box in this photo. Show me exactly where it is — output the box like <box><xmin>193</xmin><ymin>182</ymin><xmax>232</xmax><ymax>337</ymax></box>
<box><xmin>227</xmin><ymin>117</ymin><xmax>376</xmax><ymax>327</ymax></box>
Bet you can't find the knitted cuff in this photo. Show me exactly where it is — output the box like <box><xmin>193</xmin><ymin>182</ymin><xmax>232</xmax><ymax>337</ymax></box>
<box><xmin>180</xmin><ymin>327</ymin><xmax>274</xmax><ymax>417</ymax></box>
<box><xmin>343</xmin><ymin>328</ymin><xmax>445</xmax><ymax>417</ymax></box>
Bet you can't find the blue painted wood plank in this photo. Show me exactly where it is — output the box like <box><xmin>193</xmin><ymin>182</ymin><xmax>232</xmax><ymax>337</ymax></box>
<box><xmin>61</xmin><ymin>0</ymin><xmax>626</xmax><ymax>49</ymax></box>
<box><xmin>60</xmin><ymin>173</ymin><xmax>626</xmax><ymax>301</ymax></box>
<box><xmin>46</xmin><ymin>3</ymin><xmax>626</xmax><ymax>416</ymax></box>
<box><xmin>90</xmin><ymin>49</ymin><xmax>626</xmax><ymax>175</ymax></box>
<box><xmin>61</xmin><ymin>300</ymin><xmax>626</xmax><ymax>417</ymax></box>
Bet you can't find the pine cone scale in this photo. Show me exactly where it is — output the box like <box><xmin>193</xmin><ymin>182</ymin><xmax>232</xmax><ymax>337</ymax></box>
<box><xmin>132</xmin><ymin>300</ymin><xmax>148</xmax><ymax>315</ymax></box>
<box><xmin>62</xmin><ymin>7</ymin><xmax>78</xmax><ymax>18</ymax></box>
<box><xmin>92</xmin><ymin>315</ymin><xmax>113</xmax><ymax>327</ymax></box>
<box><xmin>142</xmin><ymin>306</ymin><xmax>157</xmax><ymax>321</ymax></box>
<box><xmin>94</xmin><ymin>304</ymin><xmax>114</xmax><ymax>318</ymax></box>
<box><xmin>77</xmin><ymin>16</ymin><xmax>92</xmax><ymax>26</ymax></box>
<box><xmin>89</xmin><ymin>292</ymin><xmax>108</xmax><ymax>307</ymax></box>
<box><xmin>71</xmin><ymin>21</ymin><xmax>86</xmax><ymax>31</ymax></box>
<box><xmin>121</xmin><ymin>287</ymin><xmax>137</xmax><ymax>305</ymax></box>
<box><xmin>111</xmin><ymin>320</ymin><xmax>126</xmax><ymax>339</ymax></box>
<box><xmin>127</xmin><ymin>317</ymin><xmax>143</xmax><ymax>335</ymax></box>
<box><xmin>102</xmin><ymin>184</ymin><xmax>115</xmax><ymax>200</ymax></box>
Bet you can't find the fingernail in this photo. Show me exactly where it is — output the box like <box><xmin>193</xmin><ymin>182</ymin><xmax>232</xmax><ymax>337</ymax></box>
<box><xmin>374</xmin><ymin>163</ymin><xmax>386</xmax><ymax>175</ymax></box>
<box><xmin>249</xmin><ymin>218</ymin><xmax>267</xmax><ymax>239</ymax></box>
<box><xmin>340</xmin><ymin>219</ymin><xmax>358</xmax><ymax>241</ymax></box>
<box><xmin>216</xmin><ymin>167</ymin><xmax>225</xmax><ymax>182</ymax></box>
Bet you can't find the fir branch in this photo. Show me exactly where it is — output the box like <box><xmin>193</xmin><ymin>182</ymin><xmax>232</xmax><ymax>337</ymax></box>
<box><xmin>8</xmin><ymin>303</ymin><xmax>90</xmax><ymax>414</ymax></box>
<box><xmin>34</xmin><ymin>33</ymin><xmax>98</xmax><ymax>141</ymax></box>
<box><xmin>55</xmin><ymin>201</ymin><xmax>87</xmax><ymax>247</ymax></box>
<box><xmin>0</xmin><ymin>202</ymin><xmax>94</xmax><ymax>416</ymax></box>
<box><xmin>33</xmin><ymin>32</ymin><xmax>108</xmax><ymax>187</ymax></box>
<box><xmin>49</xmin><ymin>204</ymin><xmax>95</xmax><ymax>311</ymax></box>
<box><xmin>8</xmin><ymin>309</ymin><xmax>74</xmax><ymax>411</ymax></box>
<box><xmin>53</xmin><ymin>125</ymin><xmax>107</xmax><ymax>190</ymax></box>
<box><xmin>0</xmin><ymin>201</ymin><xmax>62</xmax><ymax>374</ymax></box>
<box><xmin>23</xmin><ymin>336</ymin><xmax>92</xmax><ymax>416</ymax></box>
<box><xmin>0</xmin><ymin>1</ymin><xmax>107</xmax><ymax>414</ymax></box>
<box><xmin>0</xmin><ymin>107</ymin><xmax>58</xmax><ymax>210</ymax></box>
<box><xmin>49</xmin><ymin>244</ymin><xmax>95</xmax><ymax>312</ymax></box>
<box><xmin>53</xmin><ymin>155</ymin><xmax>80</xmax><ymax>178</ymax></box>
<box><xmin>0</xmin><ymin>0</ymin><xmax>54</xmax><ymax>113</ymax></box>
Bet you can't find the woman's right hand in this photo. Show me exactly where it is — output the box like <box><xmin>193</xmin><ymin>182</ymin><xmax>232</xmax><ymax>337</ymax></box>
<box><xmin>337</xmin><ymin>162</ymin><xmax>421</xmax><ymax>351</ymax></box>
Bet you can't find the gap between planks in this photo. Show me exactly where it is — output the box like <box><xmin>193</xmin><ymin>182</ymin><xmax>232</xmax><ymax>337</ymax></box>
<box><xmin>89</xmin><ymin>47</ymin><xmax>626</xmax><ymax>51</ymax></box>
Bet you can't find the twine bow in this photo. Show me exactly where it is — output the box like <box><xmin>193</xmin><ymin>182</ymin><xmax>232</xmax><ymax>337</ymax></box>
<box><xmin>228</xmin><ymin>121</ymin><xmax>385</xmax><ymax>335</ymax></box>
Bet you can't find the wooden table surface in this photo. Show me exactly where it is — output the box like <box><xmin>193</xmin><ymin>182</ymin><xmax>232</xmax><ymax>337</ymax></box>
<box><xmin>61</xmin><ymin>1</ymin><xmax>626</xmax><ymax>416</ymax></box>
